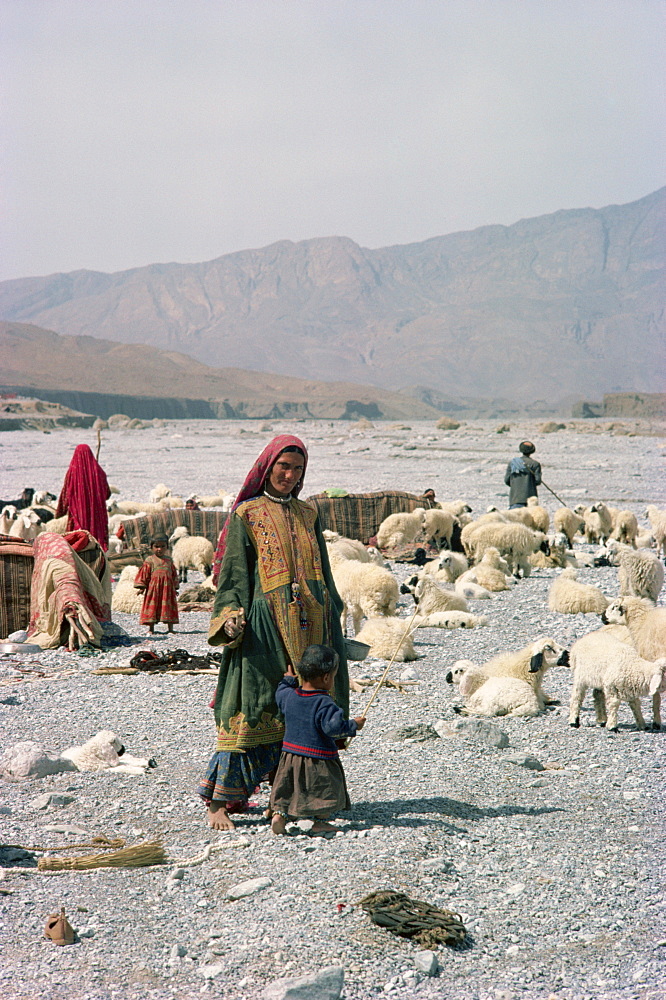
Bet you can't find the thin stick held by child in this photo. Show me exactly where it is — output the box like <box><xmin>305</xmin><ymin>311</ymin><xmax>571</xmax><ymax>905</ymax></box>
<box><xmin>270</xmin><ymin>644</ymin><xmax>365</xmax><ymax>836</ymax></box>
<box><xmin>134</xmin><ymin>534</ymin><xmax>179</xmax><ymax>634</ymax></box>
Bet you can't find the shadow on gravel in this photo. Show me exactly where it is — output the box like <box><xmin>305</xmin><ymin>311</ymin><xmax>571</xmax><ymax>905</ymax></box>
<box><xmin>354</xmin><ymin>795</ymin><xmax>564</xmax><ymax>829</ymax></box>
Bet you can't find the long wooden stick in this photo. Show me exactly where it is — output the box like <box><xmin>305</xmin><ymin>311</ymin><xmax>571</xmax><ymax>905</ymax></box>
<box><xmin>362</xmin><ymin>604</ymin><xmax>421</xmax><ymax>717</ymax></box>
<box><xmin>540</xmin><ymin>479</ymin><xmax>568</xmax><ymax>507</ymax></box>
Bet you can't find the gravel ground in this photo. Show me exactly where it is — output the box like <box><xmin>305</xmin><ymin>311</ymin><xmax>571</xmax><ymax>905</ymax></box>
<box><xmin>0</xmin><ymin>418</ymin><xmax>665</xmax><ymax>1000</ymax></box>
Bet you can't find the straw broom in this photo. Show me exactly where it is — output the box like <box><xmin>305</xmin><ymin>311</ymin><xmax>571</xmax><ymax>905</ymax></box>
<box><xmin>38</xmin><ymin>840</ymin><xmax>166</xmax><ymax>872</ymax></box>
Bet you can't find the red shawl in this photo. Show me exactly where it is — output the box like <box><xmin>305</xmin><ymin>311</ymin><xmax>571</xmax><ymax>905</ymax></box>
<box><xmin>56</xmin><ymin>444</ymin><xmax>110</xmax><ymax>551</ymax></box>
<box><xmin>212</xmin><ymin>434</ymin><xmax>308</xmax><ymax>584</ymax></box>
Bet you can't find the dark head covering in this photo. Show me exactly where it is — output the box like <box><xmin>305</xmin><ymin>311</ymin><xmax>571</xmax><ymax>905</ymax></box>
<box><xmin>150</xmin><ymin>534</ymin><xmax>169</xmax><ymax>546</ymax></box>
<box><xmin>56</xmin><ymin>444</ymin><xmax>110</xmax><ymax>550</ymax></box>
<box><xmin>519</xmin><ymin>441</ymin><xmax>536</xmax><ymax>455</ymax></box>
<box><xmin>212</xmin><ymin>434</ymin><xmax>308</xmax><ymax>584</ymax></box>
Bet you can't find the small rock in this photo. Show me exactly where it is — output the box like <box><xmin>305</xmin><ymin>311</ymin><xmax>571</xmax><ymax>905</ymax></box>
<box><xmin>30</xmin><ymin>793</ymin><xmax>75</xmax><ymax>809</ymax></box>
<box><xmin>504</xmin><ymin>753</ymin><xmax>544</xmax><ymax>771</ymax></box>
<box><xmin>506</xmin><ymin>883</ymin><xmax>526</xmax><ymax>896</ymax></box>
<box><xmin>414</xmin><ymin>950</ymin><xmax>438</xmax><ymax>976</ymax></box>
<box><xmin>506</xmin><ymin>944</ymin><xmax>520</xmax><ymax>956</ymax></box>
<box><xmin>227</xmin><ymin>876</ymin><xmax>273</xmax><ymax>900</ymax></box>
<box><xmin>199</xmin><ymin>963</ymin><xmax>224</xmax><ymax>979</ymax></box>
<box><xmin>383</xmin><ymin>723</ymin><xmax>439</xmax><ymax>742</ymax></box>
<box><xmin>263</xmin><ymin>964</ymin><xmax>344</xmax><ymax>1000</ymax></box>
<box><xmin>42</xmin><ymin>824</ymin><xmax>90</xmax><ymax>836</ymax></box>
<box><xmin>448</xmin><ymin>718</ymin><xmax>510</xmax><ymax>748</ymax></box>
<box><xmin>0</xmin><ymin>741</ymin><xmax>77</xmax><ymax>780</ymax></box>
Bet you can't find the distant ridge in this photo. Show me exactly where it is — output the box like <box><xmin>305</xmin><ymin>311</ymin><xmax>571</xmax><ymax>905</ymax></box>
<box><xmin>0</xmin><ymin>321</ymin><xmax>442</xmax><ymax>420</ymax></box>
<box><xmin>1</xmin><ymin>188</ymin><xmax>664</xmax><ymax>403</ymax></box>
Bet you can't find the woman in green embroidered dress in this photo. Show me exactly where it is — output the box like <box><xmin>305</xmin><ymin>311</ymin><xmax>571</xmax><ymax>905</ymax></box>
<box><xmin>198</xmin><ymin>435</ymin><xmax>349</xmax><ymax>831</ymax></box>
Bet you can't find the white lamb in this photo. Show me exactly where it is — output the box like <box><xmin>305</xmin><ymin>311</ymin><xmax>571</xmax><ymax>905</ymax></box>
<box><xmin>111</xmin><ymin>565</ymin><xmax>144</xmax><ymax>614</ymax></box>
<box><xmin>457</xmin><ymin>548</ymin><xmax>513</xmax><ymax>591</ymax></box>
<box><xmin>553</xmin><ymin>507</ymin><xmax>585</xmax><ymax>548</ymax></box>
<box><xmin>602</xmin><ymin>597</ymin><xmax>666</xmax><ymax>661</ymax></box>
<box><xmin>459</xmin><ymin>673</ymin><xmax>542</xmax><ymax>718</ymax></box>
<box><xmin>454</xmin><ymin>579</ymin><xmax>492</xmax><ymax>601</ymax></box>
<box><xmin>413</xmin><ymin>611</ymin><xmax>488</xmax><ymax>629</ymax></box>
<box><xmin>354</xmin><ymin>616</ymin><xmax>418</xmax><ymax>661</ymax></box>
<box><xmin>169</xmin><ymin>526</ymin><xmax>214</xmax><ymax>584</ymax></box>
<box><xmin>425</xmin><ymin>550</ymin><xmax>469</xmax><ymax>583</ymax></box>
<box><xmin>400</xmin><ymin>575</ymin><xmax>469</xmax><ymax>615</ymax></box>
<box><xmin>331</xmin><ymin>560</ymin><xmax>399</xmax><ymax>635</ymax></box>
<box><xmin>376</xmin><ymin>508</ymin><xmax>426</xmax><ymax>550</ymax></box>
<box><xmin>0</xmin><ymin>505</ymin><xmax>18</xmax><ymax>535</ymax></box>
<box><xmin>60</xmin><ymin>730</ymin><xmax>156</xmax><ymax>775</ymax></box>
<box><xmin>548</xmin><ymin>567</ymin><xmax>608</xmax><ymax>615</ymax></box>
<box><xmin>476</xmin><ymin>636</ymin><xmax>569</xmax><ymax>711</ymax></box>
<box><xmin>9</xmin><ymin>510</ymin><xmax>43</xmax><ymax>541</ymax></box>
<box><xmin>198</xmin><ymin>490</ymin><xmax>235</xmax><ymax>510</ymax></box>
<box><xmin>461</xmin><ymin>520</ymin><xmax>547</xmax><ymax>577</ymax></box>
<box><xmin>645</xmin><ymin>505</ymin><xmax>666</xmax><ymax>557</ymax></box>
<box><xmin>526</xmin><ymin>496</ymin><xmax>550</xmax><ymax>533</ymax></box>
<box><xmin>581</xmin><ymin>502</ymin><xmax>613</xmax><ymax>545</ymax></box>
<box><xmin>568</xmin><ymin>628</ymin><xmax>666</xmax><ymax>731</ymax></box>
<box><xmin>609</xmin><ymin>509</ymin><xmax>638</xmax><ymax>547</ymax></box>
<box><xmin>149</xmin><ymin>483</ymin><xmax>172</xmax><ymax>503</ymax></box>
<box><xmin>422</xmin><ymin>508</ymin><xmax>455</xmax><ymax>549</ymax></box>
<box><xmin>324</xmin><ymin>530</ymin><xmax>386</xmax><ymax>567</ymax></box>
<box><xmin>606</xmin><ymin>540</ymin><xmax>664</xmax><ymax>603</ymax></box>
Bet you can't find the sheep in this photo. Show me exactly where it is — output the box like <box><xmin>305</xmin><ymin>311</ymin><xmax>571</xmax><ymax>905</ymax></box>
<box><xmin>461</xmin><ymin>520</ymin><xmax>548</xmax><ymax>577</ymax></box>
<box><xmin>474</xmin><ymin>636</ymin><xmax>569</xmax><ymax>711</ymax></box>
<box><xmin>553</xmin><ymin>507</ymin><xmax>585</xmax><ymax>548</ymax></box>
<box><xmin>609</xmin><ymin>509</ymin><xmax>638</xmax><ymax>547</ymax></box>
<box><xmin>178</xmin><ymin>575</ymin><xmax>217</xmax><ymax>604</ymax></box>
<box><xmin>459</xmin><ymin>674</ymin><xmax>542</xmax><ymax>718</ymax></box>
<box><xmin>60</xmin><ymin>730</ymin><xmax>156</xmax><ymax>775</ymax></box>
<box><xmin>331</xmin><ymin>560</ymin><xmax>399</xmax><ymax>634</ymax></box>
<box><xmin>107</xmin><ymin>535</ymin><xmax>124</xmax><ymax>555</ymax></box>
<box><xmin>635</xmin><ymin>528</ymin><xmax>655</xmax><ymax>550</ymax></box>
<box><xmin>376</xmin><ymin>508</ymin><xmax>426</xmax><ymax>550</ymax></box>
<box><xmin>526</xmin><ymin>496</ymin><xmax>550</xmax><ymax>533</ymax></box>
<box><xmin>439</xmin><ymin>500</ymin><xmax>472</xmax><ymax>519</ymax></box>
<box><xmin>149</xmin><ymin>483</ymin><xmax>171</xmax><ymax>503</ymax></box>
<box><xmin>107</xmin><ymin>499</ymin><xmax>153</xmax><ymax>516</ymax></box>
<box><xmin>354</xmin><ymin>616</ymin><xmax>418</xmax><ymax>661</ymax></box>
<box><xmin>425</xmin><ymin>550</ymin><xmax>469</xmax><ymax>583</ymax></box>
<box><xmin>454</xmin><ymin>579</ymin><xmax>492</xmax><ymax>601</ymax></box>
<box><xmin>0</xmin><ymin>505</ymin><xmax>18</xmax><ymax>535</ymax></box>
<box><xmin>323</xmin><ymin>530</ymin><xmax>386</xmax><ymax>567</ymax></box>
<box><xmin>422</xmin><ymin>508</ymin><xmax>455</xmax><ymax>549</ymax></box>
<box><xmin>529</xmin><ymin>531</ymin><xmax>571</xmax><ymax>569</ymax></box>
<box><xmin>645</xmin><ymin>505</ymin><xmax>666</xmax><ymax>557</ymax></box>
<box><xmin>413</xmin><ymin>610</ymin><xmax>488</xmax><ymax>629</ymax></box>
<box><xmin>602</xmin><ymin>597</ymin><xmax>666</xmax><ymax>661</ymax></box>
<box><xmin>457</xmin><ymin>548</ymin><xmax>513</xmax><ymax>591</ymax></box>
<box><xmin>159</xmin><ymin>496</ymin><xmax>185</xmax><ymax>509</ymax></box>
<box><xmin>169</xmin><ymin>526</ymin><xmax>214</xmax><ymax>584</ymax></box>
<box><xmin>41</xmin><ymin>514</ymin><xmax>69</xmax><ymax>535</ymax></box>
<box><xmin>198</xmin><ymin>490</ymin><xmax>235</xmax><ymax>510</ymax></box>
<box><xmin>548</xmin><ymin>567</ymin><xmax>608</xmax><ymax>615</ymax></box>
<box><xmin>567</xmin><ymin>628</ymin><xmax>666</xmax><ymax>731</ymax></box>
<box><xmin>484</xmin><ymin>506</ymin><xmax>537</xmax><ymax>529</ymax></box>
<box><xmin>400</xmin><ymin>574</ymin><xmax>469</xmax><ymax>615</ymax></box>
<box><xmin>605</xmin><ymin>540</ymin><xmax>664</xmax><ymax>603</ymax></box>
<box><xmin>9</xmin><ymin>509</ymin><xmax>43</xmax><ymax>541</ymax></box>
<box><xmin>581</xmin><ymin>502</ymin><xmax>613</xmax><ymax>545</ymax></box>
<box><xmin>111</xmin><ymin>565</ymin><xmax>144</xmax><ymax>614</ymax></box>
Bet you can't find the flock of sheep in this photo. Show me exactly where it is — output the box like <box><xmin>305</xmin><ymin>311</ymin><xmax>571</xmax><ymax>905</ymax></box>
<box><xmin>325</xmin><ymin>498</ymin><xmax>666</xmax><ymax>734</ymax></box>
<box><xmin>3</xmin><ymin>481</ymin><xmax>665</xmax><ymax>736</ymax></box>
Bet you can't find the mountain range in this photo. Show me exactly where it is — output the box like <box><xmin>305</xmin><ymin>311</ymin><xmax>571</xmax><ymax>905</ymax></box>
<box><xmin>1</xmin><ymin>188</ymin><xmax>664</xmax><ymax>405</ymax></box>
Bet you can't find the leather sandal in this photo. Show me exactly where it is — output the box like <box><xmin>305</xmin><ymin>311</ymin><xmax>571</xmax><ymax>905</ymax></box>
<box><xmin>44</xmin><ymin>906</ymin><xmax>75</xmax><ymax>946</ymax></box>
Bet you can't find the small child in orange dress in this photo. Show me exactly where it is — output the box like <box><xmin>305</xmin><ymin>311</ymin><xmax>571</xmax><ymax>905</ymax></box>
<box><xmin>133</xmin><ymin>534</ymin><xmax>179</xmax><ymax>634</ymax></box>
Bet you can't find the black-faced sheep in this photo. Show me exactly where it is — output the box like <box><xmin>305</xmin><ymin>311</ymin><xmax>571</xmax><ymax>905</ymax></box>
<box><xmin>568</xmin><ymin>628</ymin><xmax>666</xmax><ymax>731</ymax></box>
<box><xmin>553</xmin><ymin>507</ymin><xmax>585</xmax><ymax>548</ymax></box>
<box><xmin>400</xmin><ymin>575</ymin><xmax>469</xmax><ymax>615</ymax></box>
<box><xmin>331</xmin><ymin>560</ymin><xmax>399</xmax><ymax>634</ymax></box>
<box><xmin>602</xmin><ymin>597</ymin><xmax>666</xmax><ymax>661</ymax></box>
<box><xmin>169</xmin><ymin>526</ymin><xmax>214</xmax><ymax>584</ymax></box>
<box><xmin>477</xmin><ymin>636</ymin><xmax>569</xmax><ymax>711</ymax></box>
<box><xmin>60</xmin><ymin>730</ymin><xmax>156</xmax><ymax>775</ymax></box>
<box><xmin>548</xmin><ymin>568</ymin><xmax>608</xmax><ymax>615</ymax></box>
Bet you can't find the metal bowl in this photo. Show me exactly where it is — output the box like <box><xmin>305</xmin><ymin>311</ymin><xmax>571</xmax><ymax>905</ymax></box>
<box><xmin>345</xmin><ymin>638</ymin><xmax>370</xmax><ymax>661</ymax></box>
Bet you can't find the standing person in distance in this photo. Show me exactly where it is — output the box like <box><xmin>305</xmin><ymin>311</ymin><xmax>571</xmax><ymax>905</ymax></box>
<box><xmin>504</xmin><ymin>440</ymin><xmax>542</xmax><ymax>509</ymax></box>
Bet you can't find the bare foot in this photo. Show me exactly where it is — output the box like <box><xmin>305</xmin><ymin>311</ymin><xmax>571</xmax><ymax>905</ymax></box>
<box><xmin>207</xmin><ymin>802</ymin><xmax>235</xmax><ymax>831</ymax></box>
<box><xmin>147</xmin><ymin>626</ymin><xmax>154</xmax><ymax>634</ymax></box>
<box><xmin>310</xmin><ymin>820</ymin><xmax>337</xmax><ymax>835</ymax></box>
<box><xmin>271</xmin><ymin>814</ymin><xmax>288</xmax><ymax>836</ymax></box>
<box><xmin>168</xmin><ymin>625</ymin><xmax>174</xmax><ymax>633</ymax></box>
<box><xmin>264</xmin><ymin>806</ymin><xmax>273</xmax><ymax>820</ymax></box>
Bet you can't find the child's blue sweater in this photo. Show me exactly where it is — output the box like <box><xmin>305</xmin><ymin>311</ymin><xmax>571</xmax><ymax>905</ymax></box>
<box><xmin>276</xmin><ymin>676</ymin><xmax>357</xmax><ymax>759</ymax></box>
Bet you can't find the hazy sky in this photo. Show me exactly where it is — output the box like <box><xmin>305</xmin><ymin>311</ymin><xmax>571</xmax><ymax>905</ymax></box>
<box><xmin>1</xmin><ymin>0</ymin><xmax>664</xmax><ymax>281</ymax></box>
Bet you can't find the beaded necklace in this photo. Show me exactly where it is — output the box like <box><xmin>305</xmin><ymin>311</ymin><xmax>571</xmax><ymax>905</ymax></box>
<box><xmin>263</xmin><ymin>489</ymin><xmax>293</xmax><ymax>505</ymax></box>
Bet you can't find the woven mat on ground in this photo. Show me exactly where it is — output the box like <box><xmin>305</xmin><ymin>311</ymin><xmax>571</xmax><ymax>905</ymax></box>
<box><xmin>358</xmin><ymin>891</ymin><xmax>467</xmax><ymax>948</ymax></box>
<box><xmin>121</xmin><ymin>510</ymin><xmax>228</xmax><ymax>551</ymax></box>
<box><xmin>306</xmin><ymin>492</ymin><xmax>438</xmax><ymax>544</ymax></box>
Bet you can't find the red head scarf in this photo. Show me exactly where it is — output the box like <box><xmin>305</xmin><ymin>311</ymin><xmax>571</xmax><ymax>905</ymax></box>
<box><xmin>212</xmin><ymin>434</ymin><xmax>308</xmax><ymax>584</ymax></box>
<box><xmin>56</xmin><ymin>444</ymin><xmax>110</xmax><ymax>550</ymax></box>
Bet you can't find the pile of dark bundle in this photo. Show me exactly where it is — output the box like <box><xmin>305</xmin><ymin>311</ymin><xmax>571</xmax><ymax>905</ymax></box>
<box><xmin>358</xmin><ymin>891</ymin><xmax>467</xmax><ymax>948</ymax></box>
<box><xmin>129</xmin><ymin>649</ymin><xmax>223</xmax><ymax>672</ymax></box>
